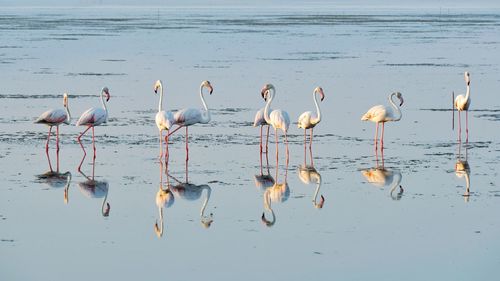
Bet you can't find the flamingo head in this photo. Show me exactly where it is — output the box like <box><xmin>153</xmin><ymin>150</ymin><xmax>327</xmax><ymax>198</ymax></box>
<box><xmin>63</xmin><ymin>93</ymin><xmax>69</xmax><ymax>107</ymax></box>
<box><xmin>260</xmin><ymin>83</ymin><xmax>274</xmax><ymax>101</ymax></box>
<box><xmin>102</xmin><ymin>87</ymin><xmax>110</xmax><ymax>102</ymax></box>
<box><xmin>102</xmin><ymin>203</ymin><xmax>110</xmax><ymax>217</ymax></box>
<box><xmin>315</xmin><ymin>87</ymin><xmax>325</xmax><ymax>101</ymax></box>
<box><xmin>395</xmin><ymin>92</ymin><xmax>404</xmax><ymax>106</ymax></box>
<box><xmin>464</xmin><ymin>71</ymin><xmax>470</xmax><ymax>86</ymax></box>
<box><xmin>201</xmin><ymin>80</ymin><xmax>213</xmax><ymax>95</ymax></box>
<box><xmin>315</xmin><ymin>195</ymin><xmax>325</xmax><ymax>209</ymax></box>
<box><xmin>154</xmin><ymin>80</ymin><xmax>162</xmax><ymax>94</ymax></box>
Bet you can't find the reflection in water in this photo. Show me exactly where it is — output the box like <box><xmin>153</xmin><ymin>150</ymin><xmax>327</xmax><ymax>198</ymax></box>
<box><xmin>261</xmin><ymin>167</ymin><xmax>290</xmax><ymax>227</ymax></box>
<box><xmin>36</xmin><ymin>148</ymin><xmax>71</xmax><ymax>204</ymax></box>
<box><xmin>455</xmin><ymin>144</ymin><xmax>471</xmax><ymax>202</ymax></box>
<box><xmin>254</xmin><ymin>150</ymin><xmax>275</xmax><ymax>192</ymax></box>
<box><xmin>168</xmin><ymin>173</ymin><xmax>213</xmax><ymax>228</ymax></box>
<box><xmin>361</xmin><ymin>155</ymin><xmax>404</xmax><ymax>200</ymax></box>
<box><xmin>78</xmin><ymin>159</ymin><xmax>111</xmax><ymax>217</ymax></box>
<box><xmin>154</xmin><ymin>161</ymin><xmax>175</xmax><ymax>238</ymax></box>
<box><xmin>298</xmin><ymin>165</ymin><xmax>325</xmax><ymax>209</ymax></box>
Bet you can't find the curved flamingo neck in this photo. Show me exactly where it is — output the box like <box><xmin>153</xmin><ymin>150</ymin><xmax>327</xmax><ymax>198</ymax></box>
<box><xmin>158</xmin><ymin>82</ymin><xmax>164</xmax><ymax>112</ymax></box>
<box><xmin>388</xmin><ymin>93</ymin><xmax>402</xmax><ymax>121</ymax></box>
<box><xmin>263</xmin><ymin>88</ymin><xmax>275</xmax><ymax>125</ymax></box>
<box><xmin>312</xmin><ymin>89</ymin><xmax>322</xmax><ymax>124</ymax></box>
<box><xmin>200</xmin><ymin>186</ymin><xmax>211</xmax><ymax>217</ymax></box>
<box><xmin>100</xmin><ymin>90</ymin><xmax>108</xmax><ymax>120</ymax></box>
<box><xmin>200</xmin><ymin>85</ymin><xmax>211</xmax><ymax>123</ymax></box>
<box><xmin>465</xmin><ymin>80</ymin><xmax>470</xmax><ymax>102</ymax></box>
<box><xmin>64</xmin><ymin>100</ymin><xmax>72</xmax><ymax>125</ymax></box>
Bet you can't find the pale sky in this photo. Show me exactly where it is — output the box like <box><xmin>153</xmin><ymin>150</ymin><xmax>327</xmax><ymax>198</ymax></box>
<box><xmin>0</xmin><ymin>0</ymin><xmax>499</xmax><ymax>8</ymax></box>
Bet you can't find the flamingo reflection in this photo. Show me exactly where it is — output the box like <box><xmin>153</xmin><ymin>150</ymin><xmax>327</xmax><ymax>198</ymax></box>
<box><xmin>168</xmin><ymin>173</ymin><xmax>213</xmax><ymax>228</ymax></box>
<box><xmin>254</xmin><ymin>147</ymin><xmax>275</xmax><ymax>192</ymax></box>
<box><xmin>154</xmin><ymin>162</ymin><xmax>175</xmax><ymax>237</ymax></box>
<box><xmin>261</xmin><ymin>167</ymin><xmax>290</xmax><ymax>227</ymax></box>
<box><xmin>298</xmin><ymin>165</ymin><xmax>325</xmax><ymax>209</ymax></box>
<box><xmin>78</xmin><ymin>159</ymin><xmax>111</xmax><ymax>217</ymax></box>
<box><xmin>36</xmin><ymin>147</ymin><xmax>71</xmax><ymax>204</ymax></box>
<box><xmin>455</xmin><ymin>144</ymin><xmax>471</xmax><ymax>202</ymax></box>
<box><xmin>361</xmin><ymin>155</ymin><xmax>404</xmax><ymax>200</ymax></box>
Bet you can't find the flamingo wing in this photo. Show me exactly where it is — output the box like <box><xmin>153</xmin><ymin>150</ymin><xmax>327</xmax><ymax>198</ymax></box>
<box><xmin>173</xmin><ymin>108</ymin><xmax>202</xmax><ymax>127</ymax></box>
<box><xmin>253</xmin><ymin>108</ymin><xmax>267</xmax><ymax>127</ymax></box>
<box><xmin>156</xmin><ymin>110</ymin><xmax>174</xmax><ymax>130</ymax></box>
<box><xmin>361</xmin><ymin>105</ymin><xmax>387</xmax><ymax>122</ymax></box>
<box><xmin>454</xmin><ymin>94</ymin><xmax>471</xmax><ymax>111</ymax></box>
<box><xmin>270</xmin><ymin>109</ymin><xmax>290</xmax><ymax>131</ymax></box>
<box><xmin>76</xmin><ymin>107</ymin><xmax>107</xmax><ymax>126</ymax></box>
<box><xmin>297</xmin><ymin>111</ymin><xmax>313</xmax><ymax>129</ymax></box>
<box><xmin>35</xmin><ymin>109</ymin><xmax>67</xmax><ymax>125</ymax></box>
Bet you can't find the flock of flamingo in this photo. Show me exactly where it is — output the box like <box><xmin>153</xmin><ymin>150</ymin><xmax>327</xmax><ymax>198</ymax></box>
<box><xmin>33</xmin><ymin>71</ymin><xmax>472</xmax><ymax>232</ymax></box>
<box><xmin>35</xmin><ymin>71</ymin><xmax>472</xmax><ymax>165</ymax></box>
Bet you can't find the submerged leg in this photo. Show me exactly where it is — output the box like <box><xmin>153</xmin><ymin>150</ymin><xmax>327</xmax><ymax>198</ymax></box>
<box><xmin>285</xmin><ymin>131</ymin><xmax>290</xmax><ymax>167</ymax></box>
<box><xmin>260</xmin><ymin>125</ymin><xmax>263</xmax><ymax>154</ymax></box>
<box><xmin>56</xmin><ymin>125</ymin><xmax>60</xmax><ymax>153</ymax></box>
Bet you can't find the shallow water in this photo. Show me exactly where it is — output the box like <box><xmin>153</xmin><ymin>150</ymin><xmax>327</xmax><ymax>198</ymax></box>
<box><xmin>1</xmin><ymin>6</ymin><xmax>500</xmax><ymax>281</ymax></box>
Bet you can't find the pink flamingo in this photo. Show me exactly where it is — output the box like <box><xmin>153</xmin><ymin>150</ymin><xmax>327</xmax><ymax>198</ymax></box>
<box><xmin>167</xmin><ymin>81</ymin><xmax>214</xmax><ymax>163</ymax></box>
<box><xmin>453</xmin><ymin>72</ymin><xmax>471</xmax><ymax>142</ymax></box>
<box><xmin>361</xmin><ymin>92</ymin><xmax>404</xmax><ymax>151</ymax></box>
<box><xmin>34</xmin><ymin>93</ymin><xmax>71</xmax><ymax>157</ymax></box>
<box><xmin>76</xmin><ymin>87</ymin><xmax>110</xmax><ymax>171</ymax></box>
<box><xmin>154</xmin><ymin>80</ymin><xmax>174</xmax><ymax>162</ymax></box>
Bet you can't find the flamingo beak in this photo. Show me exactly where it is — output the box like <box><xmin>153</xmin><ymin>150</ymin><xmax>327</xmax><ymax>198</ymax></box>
<box><xmin>399</xmin><ymin>97</ymin><xmax>404</xmax><ymax>106</ymax></box>
<box><xmin>154</xmin><ymin>87</ymin><xmax>158</xmax><ymax>94</ymax></box>
<box><xmin>467</xmin><ymin>81</ymin><xmax>470</xmax><ymax>86</ymax></box>
<box><xmin>103</xmin><ymin>203</ymin><xmax>110</xmax><ymax>216</ymax></box>
<box><xmin>320</xmin><ymin>91</ymin><xmax>325</xmax><ymax>102</ymax></box>
<box><xmin>208</xmin><ymin>85</ymin><xmax>213</xmax><ymax>95</ymax></box>
<box><xmin>261</xmin><ymin>89</ymin><xmax>268</xmax><ymax>101</ymax></box>
<box><xmin>106</xmin><ymin>92</ymin><xmax>110</xmax><ymax>102</ymax></box>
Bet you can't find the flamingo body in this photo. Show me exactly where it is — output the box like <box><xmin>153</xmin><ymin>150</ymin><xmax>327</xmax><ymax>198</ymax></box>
<box><xmin>268</xmin><ymin>109</ymin><xmax>290</xmax><ymax>131</ymax></box>
<box><xmin>156</xmin><ymin>110</ymin><xmax>174</xmax><ymax>131</ymax></box>
<box><xmin>297</xmin><ymin>111</ymin><xmax>318</xmax><ymax>129</ymax></box>
<box><xmin>76</xmin><ymin>107</ymin><xmax>107</xmax><ymax>127</ymax></box>
<box><xmin>253</xmin><ymin>108</ymin><xmax>269</xmax><ymax>127</ymax></box>
<box><xmin>173</xmin><ymin>108</ymin><xmax>207</xmax><ymax>127</ymax></box>
<box><xmin>35</xmin><ymin>109</ymin><xmax>69</xmax><ymax>126</ymax></box>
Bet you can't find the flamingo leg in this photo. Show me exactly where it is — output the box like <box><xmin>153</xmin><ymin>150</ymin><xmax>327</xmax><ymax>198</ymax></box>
<box><xmin>309</xmin><ymin>128</ymin><xmax>314</xmax><ymax>167</ymax></box>
<box><xmin>458</xmin><ymin>111</ymin><xmax>462</xmax><ymax>142</ymax></box>
<box><xmin>46</xmin><ymin>126</ymin><xmax>52</xmax><ymax>154</ymax></box>
<box><xmin>466</xmin><ymin>110</ymin><xmax>469</xmax><ymax>143</ymax></box>
<box><xmin>185</xmin><ymin>126</ymin><xmax>189</xmax><ymax>162</ymax></box>
<box><xmin>56</xmin><ymin>125</ymin><xmax>60</xmax><ymax>153</ymax></box>
<box><xmin>381</xmin><ymin>122</ymin><xmax>385</xmax><ymax>150</ymax></box>
<box><xmin>374</xmin><ymin>122</ymin><xmax>379</xmax><ymax>152</ymax></box>
<box><xmin>275</xmin><ymin>128</ymin><xmax>279</xmax><ymax>167</ymax></box>
<box><xmin>92</xmin><ymin>126</ymin><xmax>96</xmax><ymax>159</ymax></box>
<box><xmin>167</xmin><ymin>125</ymin><xmax>183</xmax><ymax>137</ymax></box>
<box><xmin>284</xmin><ymin>131</ymin><xmax>289</xmax><ymax>166</ymax></box>
<box><xmin>165</xmin><ymin>131</ymin><xmax>169</xmax><ymax>164</ymax></box>
<box><xmin>56</xmin><ymin>133</ymin><xmax>60</xmax><ymax>173</ymax></box>
<box><xmin>260</xmin><ymin>125</ymin><xmax>263</xmax><ymax>154</ymax></box>
<box><xmin>77</xmin><ymin>126</ymin><xmax>92</xmax><ymax>171</ymax></box>
<box><xmin>159</xmin><ymin>130</ymin><xmax>163</xmax><ymax>161</ymax></box>
<box><xmin>303</xmin><ymin>129</ymin><xmax>307</xmax><ymax>166</ymax></box>
<box><xmin>265</xmin><ymin>125</ymin><xmax>270</xmax><ymax>154</ymax></box>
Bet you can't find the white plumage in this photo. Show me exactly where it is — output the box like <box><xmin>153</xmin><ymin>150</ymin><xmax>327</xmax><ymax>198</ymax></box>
<box><xmin>35</xmin><ymin>93</ymin><xmax>71</xmax><ymax>153</ymax></box>
<box><xmin>361</xmin><ymin>92</ymin><xmax>404</xmax><ymax>150</ymax></box>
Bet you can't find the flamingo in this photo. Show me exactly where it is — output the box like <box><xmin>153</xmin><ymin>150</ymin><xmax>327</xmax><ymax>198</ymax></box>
<box><xmin>253</xmin><ymin>103</ymin><xmax>271</xmax><ymax>154</ymax></box>
<box><xmin>297</xmin><ymin>87</ymin><xmax>325</xmax><ymax>166</ymax></box>
<box><xmin>260</xmin><ymin>84</ymin><xmax>290</xmax><ymax>165</ymax></box>
<box><xmin>298</xmin><ymin>165</ymin><xmax>325</xmax><ymax>209</ymax></box>
<box><xmin>361</xmin><ymin>92</ymin><xmax>404</xmax><ymax>151</ymax></box>
<box><xmin>167</xmin><ymin>81</ymin><xmax>214</xmax><ymax>163</ymax></box>
<box><xmin>154</xmin><ymin>80</ymin><xmax>174</xmax><ymax>162</ymax></box>
<box><xmin>34</xmin><ymin>93</ymin><xmax>71</xmax><ymax>154</ymax></box>
<box><xmin>254</xmin><ymin>149</ymin><xmax>275</xmax><ymax>192</ymax></box>
<box><xmin>76</xmin><ymin>87</ymin><xmax>110</xmax><ymax>171</ymax></box>
<box><xmin>453</xmin><ymin>72</ymin><xmax>471</xmax><ymax>142</ymax></box>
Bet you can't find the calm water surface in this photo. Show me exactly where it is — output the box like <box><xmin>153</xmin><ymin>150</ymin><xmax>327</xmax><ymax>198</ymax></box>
<box><xmin>1</xmin><ymin>6</ymin><xmax>500</xmax><ymax>280</ymax></box>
